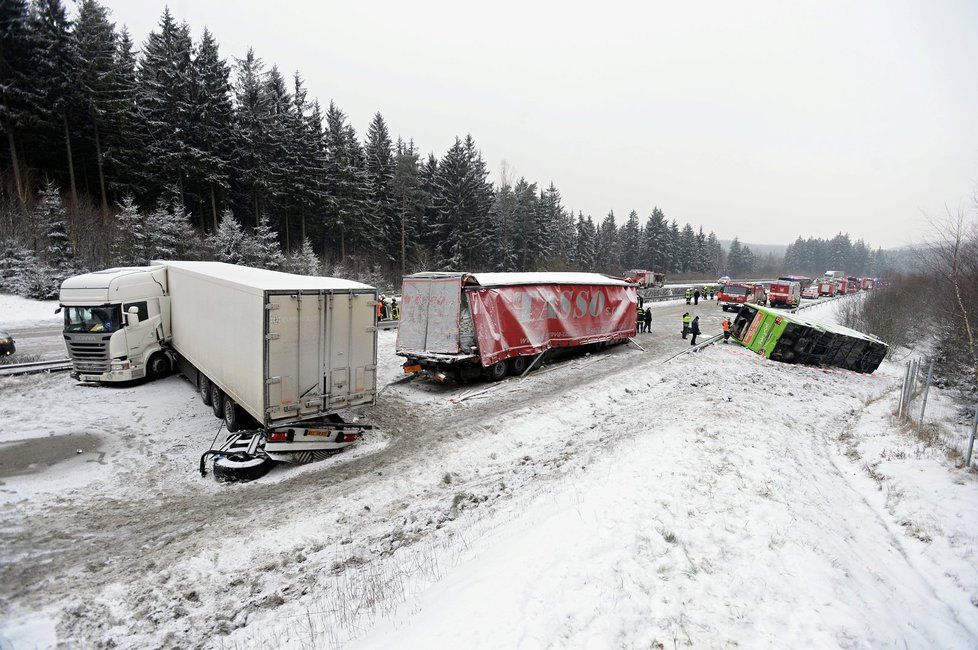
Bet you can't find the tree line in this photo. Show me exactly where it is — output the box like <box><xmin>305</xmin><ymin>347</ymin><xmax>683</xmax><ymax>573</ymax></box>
<box><xmin>0</xmin><ymin>1</ymin><xmax>890</xmax><ymax>299</ymax></box>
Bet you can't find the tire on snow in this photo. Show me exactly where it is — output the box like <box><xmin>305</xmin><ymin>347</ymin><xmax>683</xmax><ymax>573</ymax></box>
<box><xmin>210</xmin><ymin>383</ymin><xmax>224</xmax><ymax>418</ymax></box>
<box><xmin>485</xmin><ymin>359</ymin><xmax>508</xmax><ymax>381</ymax></box>
<box><xmin>199</xmin><ymin>374</ymin><xmax>212</xmax><ymax>405</ymax></box>
<box><xmin>213</xmin><ymin>454</ymin><xmax>275</xmax><ymax>482</ymax></box>
<box><xmin>508</xmin><ymin>355</ymin><xmax>529</xmax><ymax>376</ymax></box>
<box><xmin>223</xmin><ymin>396</ymin><xmax>243</xmax><ymax>433</ymax></box>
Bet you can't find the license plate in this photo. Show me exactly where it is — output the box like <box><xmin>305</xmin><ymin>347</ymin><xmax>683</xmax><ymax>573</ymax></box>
<box><xmin>304</xmin><ymin>429</ymin><xmax>334</xmax><ymax>437</ymax></box>
<box><xmin>82</xmin><ymin>374</ymin><xmax>100</xmax><ymax>381</ymax></box>
<box><xmin>403</xmin><ymin>364</ymin><xmax>422</xmax><ymax>374</ymax></box>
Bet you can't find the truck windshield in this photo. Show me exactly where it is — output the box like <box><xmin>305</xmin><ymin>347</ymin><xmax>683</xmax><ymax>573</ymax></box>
<box><xmin>64</xmin><ymin>306</ymin><xmax>122</xmax><ymax>333</ymax></box>
<box><xmin>723</xmin><ymin>286</ymin><xmax>749</xmax><ymax>296</ymax></box>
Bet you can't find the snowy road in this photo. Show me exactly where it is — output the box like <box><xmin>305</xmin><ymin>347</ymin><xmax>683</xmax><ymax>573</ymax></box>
<box><xmin>2</xmin><ymin>295</ymin><xmax>976</xmax><ymax>648</ymax></box>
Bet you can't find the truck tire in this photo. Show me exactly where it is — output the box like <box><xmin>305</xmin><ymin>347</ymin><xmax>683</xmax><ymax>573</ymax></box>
<box><xmin>508</xmin><ymin>356</ymin><xmax>529</xmax><ymax>376</ymax></box>
<box><xmin>223</xmin><ymin>396</ymin><xmax>243</xmax><ymax>433</ymax></box>
<box><xmin>199</xmin><ymin>374</ymin><xmax>212</xmax><ymax>405</ymax></box>
<box><xmin>148</xmin><ymin>353</ymin><xmax>171</xmax><ymax>380</ymax></box>
<box><xmin>485</xmin><ymin>360</ymin><xmax>508</xmax><ymax>382</ymax></box>
<box><xmin>211</xmin><ymin>384</ymin><xmax>224</xmax><ymax>418</ymax></box>
<box><xmin>213</xmin><ymin>454</ymin><xmax>275</xmax><ymax>482</ymax></box>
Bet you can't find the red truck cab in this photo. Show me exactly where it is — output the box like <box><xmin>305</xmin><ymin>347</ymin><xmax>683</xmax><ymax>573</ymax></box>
<box><xmin>768</xmin><ymin>281</ymin><xmax>801</xmax><ymax>308</ymax></box>
<box><xmin>718</xmin><ymin>282</ymin><xmax>767</xmax><ymax>312</ymax></box>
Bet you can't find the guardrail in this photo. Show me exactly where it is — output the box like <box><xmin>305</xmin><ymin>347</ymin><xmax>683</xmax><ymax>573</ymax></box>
<box><xmin>0</xmin><ymin>358</ymin><xmax>73</xmax><ymax>377</ymax></box>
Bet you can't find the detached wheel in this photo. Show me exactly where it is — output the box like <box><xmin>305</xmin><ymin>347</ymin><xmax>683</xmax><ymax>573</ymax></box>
<box><xmin>485</xmin><ymin>360</ymin><xmax>508</xmax><ymax>382</ymax></box>
<box><xmin>211</xmin><ymin>384</ymin><xmax>224</xmax><ymax>418</ymax></box>
<box><xmin>148</xmin><ymin>354</ymin><xmax>171</xmax><ymax>380</ymax></box>
<box><xmin>223</xmin><ymin>396</ymin><xmax>243</xmax><ymax>433</ymax></box>
<box><xmin>213</xmin><ymin>454</ymin><xmax>275</xmax><ymax>482</ymax></box>
<box><xmin>199</xmin><ymin>374</ymin><xmax>212</xmax><ymax>405</ymax></box>
<box><xmin>508</xmin><ymin>356</ymin><xmax>529</xmax><ymax>376</ymax></box>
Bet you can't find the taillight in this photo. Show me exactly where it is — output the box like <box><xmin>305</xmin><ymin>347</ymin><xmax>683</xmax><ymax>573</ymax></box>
<box><xmin>341</xmin><ymin>433</ymin><xmax>359</xmax><ymax>443</ymax></box>
<box><xmin>267</xmin><ymin>431</ymin><xmax>288</xmax><ymax>442</ymax></box>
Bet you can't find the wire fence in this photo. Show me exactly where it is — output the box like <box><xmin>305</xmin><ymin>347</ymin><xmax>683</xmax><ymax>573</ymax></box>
<box><xmin>896</xmin><ymin>357</ymin><xmax>978</xmax><ymax>467</ymax></box>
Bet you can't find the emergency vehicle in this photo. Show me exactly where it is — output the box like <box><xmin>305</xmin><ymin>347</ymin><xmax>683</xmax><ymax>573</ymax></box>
<box><xmin>624</xmin><ymin>269</ymin><xmax>666</xmax><ymax>288</ymax></box>
<box><xmin>718</xmin><ymin>282</ymin><xmax>767</xmax><ymax>312</ymax></box>
<box><xmin>768</xmin><ymin>281</ymin><xmax>801</xmax><ymax>308</ymax></box>
<box><xmin>817</xmin><ymin>280</ymin><xmax>837</xmax><ymax>297</ymax></box>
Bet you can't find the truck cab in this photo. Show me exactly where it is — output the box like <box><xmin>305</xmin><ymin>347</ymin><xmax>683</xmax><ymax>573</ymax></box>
<box><xmin>59</xmin><ymin>266</ymin><xmax>171</xmax><ymax>382</ymax></box>
<box><xmin>718</xmin><ymin>282</ymin><xmax>766</xmax><ymax>311</ymax></box>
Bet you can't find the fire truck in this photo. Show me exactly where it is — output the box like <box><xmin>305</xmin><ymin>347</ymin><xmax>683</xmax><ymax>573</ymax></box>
<box><xmin>624</xmin><ymin>269</ymin><xmax>666</xmax><ymax>288</ymax></box>
<box><xmin>718</xmin><ymin>282</ymin><xmax>767</xmax><ymax>312</ymax></box>
<box><xmin>767</xmin><ymin>280</ymin><xmax>801</xmax><ymax>308</ymax></box>
<box><xmin>817</xmin><ymin>280</ymin><xmax>837</xmax><ymax>297</ymax></box>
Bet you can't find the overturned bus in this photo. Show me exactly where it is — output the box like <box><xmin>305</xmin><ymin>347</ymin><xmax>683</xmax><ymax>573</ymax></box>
<box><xmin>731</xmin><ymin>304</ymin><xmax>887</xmax><ymax>373</ymax></box>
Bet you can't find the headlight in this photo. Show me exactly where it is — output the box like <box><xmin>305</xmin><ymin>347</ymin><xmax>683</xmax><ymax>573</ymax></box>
<box><xmin>0</xmin><ymin>338</ymin><xmax>8</xmax><ymax>344</ymax></box>
<box><xmin>110</xmin><ymin>359</ymin><xmax>131</xmax><ymax>370</ymax></box>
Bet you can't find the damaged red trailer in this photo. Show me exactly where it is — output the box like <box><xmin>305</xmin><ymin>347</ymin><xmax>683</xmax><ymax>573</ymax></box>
<box><xmin>396</xmin><ymin>272</ymin><xmax>638</xmax><ymax>382</ymax></box>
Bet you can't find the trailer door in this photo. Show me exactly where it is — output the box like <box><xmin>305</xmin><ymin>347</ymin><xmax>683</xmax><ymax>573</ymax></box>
<box><xmin>397</xmin><ymin>276</ymin><xmax>462</xmax><ymax>354</ymax></box>
<box><xmin>264</xmin><ymin>291</ymin><xmax>377</xmax><ymax>425</ymax></box>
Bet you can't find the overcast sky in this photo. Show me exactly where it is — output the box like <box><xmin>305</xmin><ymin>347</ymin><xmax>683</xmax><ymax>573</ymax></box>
<box><xmin>103</xmin><ymin>0</ymin><xmax>978</xmax><ymax>248</ymax></box>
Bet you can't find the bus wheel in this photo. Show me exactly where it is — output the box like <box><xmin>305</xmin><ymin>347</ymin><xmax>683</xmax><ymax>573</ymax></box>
<box><xmin>508</xmin><ymin>356</ymin><xmax>529</xmax><ymax>376</ymax></box>
<box><xmin>485</xmin><ymin>360</ymin><xmax>508</xmax><ymax>382</ymax></box>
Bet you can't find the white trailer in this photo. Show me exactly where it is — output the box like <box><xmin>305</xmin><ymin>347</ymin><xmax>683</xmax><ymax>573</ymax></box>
<box><xmin>59</xmin><ymin>262</ymin><xmax>378</xmax><ymax>479</ymax></box>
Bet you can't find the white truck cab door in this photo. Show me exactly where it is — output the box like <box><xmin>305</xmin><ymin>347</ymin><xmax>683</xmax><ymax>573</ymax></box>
<box><xmin>123</xmin><ymin>300</ymin><xmax>161</xmax><ymax>360</ymax></box>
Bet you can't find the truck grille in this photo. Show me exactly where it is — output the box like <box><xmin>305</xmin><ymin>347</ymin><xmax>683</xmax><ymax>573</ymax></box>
<box><xmin>64</xmin><ymin>333</ymin><xmax>112</xmax><ymax>373</ymax></box>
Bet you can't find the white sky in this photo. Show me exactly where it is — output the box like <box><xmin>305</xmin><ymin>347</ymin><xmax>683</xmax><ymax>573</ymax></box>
<box><xmin>102</xmin><ymin>0</ymin><xmax>978</xmax><ymax>248</ymax></box>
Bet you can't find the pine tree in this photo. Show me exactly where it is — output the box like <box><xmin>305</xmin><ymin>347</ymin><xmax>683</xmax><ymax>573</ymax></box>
<box><xmin>430</xmin><ymin>136</ymin><xmax>493</xmax><ymax>270</ymax></box>
<box><xmin>642</xmin><ymin>207</ymin><xmax>666</xmax><ymax>271</ymax></box>
<box><xmin>138</xmin><ymin>8</ymin><xmax>194</xmax><ymax>203</ymax></box>
<box><xmin>285</xmin><ymin>238</ymin><xmax>320</xmax><ymax>275</ymax></box>
<box><xmin>105</xmin><ymin>27</ymin><xmax>144</xmax><ymax>199</ymax></box>
<box><xmin>620</xmin><ymin>210</ymin><xmax>641</xmax><ymax>270</ymax></box>
<box><xmin>595</xmin><ymin>211</ymin><xmax>621</xmax><ymax>274</ymax></box>
<box><xmin>37</xmin><ymin>180</ymin><xmax>74</xmax><ymax>275</ymax></box>
<box><xmin>110</xmin><ymin>194</ymin><xmax>145</xmax><ymax>266</ymax></box>
<box><xmin>364</xmin><ymin>112</ymin><xmax>396</xmax><ymax>263</ymax></box>
<box><xmin>30</xmin><ymin>0</ymin><xmax>82</xmax><ymax>207</ymax></box>
<box><xmin>391</xmin><ymin>138</ymin><xmax>425</xmax><ymax>275</ymax></box>
<box><xmin>190</xmin><ymin>27</ymin><xmax>234</xmax><ymax>230</ymax></box>
<box><xmin>678</xmin><ymin>223</ymin><xmax>696</xmax><ymax>273</ymax></box>
<box><xmin>206</xmin><ymin>209</ymin><xmax>245</xmax><ymax>263</ymax></box>
<box><xmin>243</xmin><ymin>214</ymin><xmax>284</xmax><ymax>270</ymax></box>
<box><xmin>73</xmin><ymin>0</ymin><xmax>119</xmax><ymax>215</ymax></box>
<box><xmin>1</xmin><ymin>0</ymin><xmax>41</xmax><ymax>207</ymax></box>
<box><xmin>574</xmin><ymin>213</ymin><xmax>597</xmax><ymax>271</ymax></box>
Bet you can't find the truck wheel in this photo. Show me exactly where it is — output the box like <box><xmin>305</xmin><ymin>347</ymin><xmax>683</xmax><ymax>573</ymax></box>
<box><xmin>211</xmin><ymin>384</ymin><xmax>224</xmax><ymax>418</ymax></box>
<box><xmin>485</xmin><ymin>360</ymin><xmax>508</xmax><ymax>382</ymax></box>
<box><xmin>223</xmin><ymin>396</ymin><xmax>243</xmax><ymax>433</ymax></box>
<box><xmin>199</xmin><ymin>374</ymin><xmax>212</xmax><ymax>405</ymax></box>
<box><xmin>508</xmin><ymin>356</ymin><xmax>529</xmax><ymax>376</ymax></box>
<box><xmin>148</xmin><ymin>353</ymin><xmax>171</xmax><ymax>380</ymax></box>
<box><xmin>213</xmin><ymin>454</ymin><xmax>275</xmax><ymax>482</ymax></box>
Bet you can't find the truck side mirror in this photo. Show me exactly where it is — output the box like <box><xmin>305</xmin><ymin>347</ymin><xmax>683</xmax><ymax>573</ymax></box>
<box><xmin>126</xmin><ymin>306</ymin><xmax>140</xmax><ymax>326</ymax></box>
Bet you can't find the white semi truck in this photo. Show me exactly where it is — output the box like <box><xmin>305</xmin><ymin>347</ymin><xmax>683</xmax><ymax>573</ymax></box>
<box><xmin>59</xmin><ymin>261</ymin><xmax>378</xmax><ymax>479</ymax></box>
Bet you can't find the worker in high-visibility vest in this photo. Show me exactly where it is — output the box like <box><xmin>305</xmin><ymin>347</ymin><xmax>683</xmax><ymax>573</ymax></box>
<box><xmin>637</xmin><ymin>304</ymin><xmax>645</xmax><ymax>330</ymax></box>
<box><xmin>703</xmin><ymin>285</ymin><xmax>710</xmax><ymax>300</ymax></box>
<box><xmin>722</xmin><ymin>317</ymin><xmax>732</xmax><ymax>343</ymax></box>
<box><xmin>376</xmin><ymin>296</ymin><xmax>384</xmax><ymax>320</ymax></box>
<box><xmin>685</xmin><ymin>288</ymin><xmax>692</xmax><ymax>305</ymax></box>
<box><xmin>391</xmin><ymin>298</ymin><xmax>400</xmax><ymax>320</ymax></box>
<box><xmin>682</xmin><ymin>312</ymin><xmax>691</xmax><ymax>339</ymax></box>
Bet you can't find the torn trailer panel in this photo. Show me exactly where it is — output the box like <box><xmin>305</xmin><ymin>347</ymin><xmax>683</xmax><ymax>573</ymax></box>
<box><xmin>396</xmin><ymin>272</ymin><xmax>638</xmax><ymax>379</ymax></box>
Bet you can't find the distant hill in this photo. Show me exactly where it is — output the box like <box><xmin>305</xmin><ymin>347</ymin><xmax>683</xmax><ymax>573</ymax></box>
<box><xmin>719</xmin><ymin>241</ymin><xmax>788</xmax><ymax>257</ymax></box>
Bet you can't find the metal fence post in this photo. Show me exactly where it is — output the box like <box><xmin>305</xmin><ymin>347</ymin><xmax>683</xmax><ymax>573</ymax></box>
<box><xmin>966</xmin><ymin>404</ymin><xmax>978</xmax><ymax>467</ymax></box>
<box><xmin>916</xmin><ymin>358</ymin><xmax>934</xmax><ymax>436</ymax></box>
<box><xmin>898</xmin><ymin>361</ymin><xmax>910</xmax><ymax>418</ymax></box>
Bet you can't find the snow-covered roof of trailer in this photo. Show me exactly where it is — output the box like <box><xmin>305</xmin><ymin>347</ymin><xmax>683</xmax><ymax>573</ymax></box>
<box><xmin>156</xmin><ymin>261</ymin><xmax>374</xmax><ymax>291</ymax></box>
<box><xmin>403</xmin><ymin>272</ymin><xmax>630</xmax><ymax>287</ymax></box>
<box><xmin>468</xmin><ymin>272</ymin><xmax>631</xmax><ymax>287</ymax></box>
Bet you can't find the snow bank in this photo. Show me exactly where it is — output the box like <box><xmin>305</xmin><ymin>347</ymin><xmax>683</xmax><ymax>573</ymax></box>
<box><xmin>0</xmin><ymin>293</ymin><xmax>61</xmax><ymax>329</ymax></box>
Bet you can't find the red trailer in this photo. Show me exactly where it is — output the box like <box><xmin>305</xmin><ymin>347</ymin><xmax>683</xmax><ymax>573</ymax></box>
<box><xmin>396</xmin><ymin>272</ymin><xmax>637</xmax><ymax>381</ymax></box>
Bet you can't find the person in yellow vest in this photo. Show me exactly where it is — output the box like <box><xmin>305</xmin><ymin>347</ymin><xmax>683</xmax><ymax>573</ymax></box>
<box><xmin>703</xmin><ymin>285</ymin><xmax>710</xmax><ymax>300</ymax></box>
<box><xmin>681</xmin><ymin>312</ymin><xmax>691</xmax><ymax>339</ymax></box>
<box><xmin>685</xmin><ymin>288</ymin><xmax>692</xmax><ymax>305</ymax></box>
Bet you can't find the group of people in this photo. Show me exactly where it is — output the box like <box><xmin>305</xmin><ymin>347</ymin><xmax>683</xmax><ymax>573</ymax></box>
<box><xmin>682</xmin><ymin>312</ymin><xmax>734</xmax><ymax>346</ymax></box>
<box><xmin>636</xmin><ymin>302</ymin><xmax>652</xmax><ymax>333</ymax></box>
<box><xmin>377</xmin><ymin>296</ymin><xmax>400</xmax><ymax>321</ymax></box>
<box><xmin>685</xmin><ymin>285</ymin><xmax>717</xmax><ymax>305</ymax></box>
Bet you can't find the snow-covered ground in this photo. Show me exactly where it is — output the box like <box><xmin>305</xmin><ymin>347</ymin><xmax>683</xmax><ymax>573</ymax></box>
<box><xmin>0</xmin><ymin>293</ymin><xmax>61</xmax><ymax>330</ymax></box>
<box><xmin>1</xmin><ymin>296</ymin><xmax>977</xmax><ymax>648</ymax></box>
